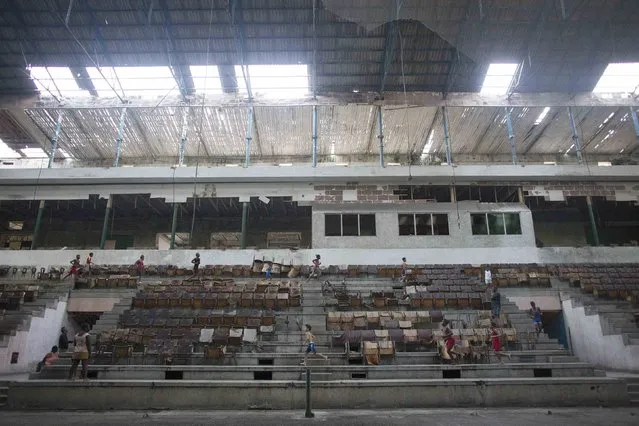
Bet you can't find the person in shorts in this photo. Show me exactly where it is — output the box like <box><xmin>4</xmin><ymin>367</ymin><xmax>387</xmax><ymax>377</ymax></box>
<box><xmin>529</xmin><ymin>301</ymin><xmax>543</xmax><ymax>336</ymax></box>
<box><xmin>300</xmin><ymin>324</ymin><xmax>327</xmax><ymax>365</ymax></box>
<box><xmin>134</xmin><ymin>255</ymin><xmax>145</xmax><ymax>282</ymax></box>
<box><xmin>191</xmin><ymin>253</ymin><xmax>201</xmax><ymax>275</ymax></box>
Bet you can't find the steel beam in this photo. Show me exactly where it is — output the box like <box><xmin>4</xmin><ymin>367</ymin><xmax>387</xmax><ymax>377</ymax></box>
<box><xmin>5</xmin><ymin>92</ymin><xmax>639</xmax><ymax>110</ymax></box>
<box><xmin>504</xmin><ymin>107</ymin><xmax>517</xmax><ymax>164</ymax></box>
<box><xmin>30</xmin><ymin>200</ymin><xmax>45</xmax><ymax>250</ymax></box>
<box><xmin>178</xmin><ymin>108</ymin><xmax>189</xmax><ymax>166</ymax></box>
<box><xmin>99</xmin><ymin>196</ymin><xmax>112</xmax><ymax>249</ymax></box>
<box><xmin>376</xmin><ymin>105</ymin><xmax>385</xmax><ymax>168</ymax></box>
<box><xmin>312</xmin><ymin>105</ymin><xmax>318</xmax><ymax>167</ymax></box>
<box><xmin>170</xmin><ymin>202</ymin><xmax>179</xmax><ymax>249</ymax></box>
<box><xmin>442</xmin><ymin>106</ymin><xmax>453</xmax><ymax>165</ymax></box>
<box><xmin>567</xmin><ymin>106</ymin><xmax>584</xmax><ymax>164</ymax></box>
<box><xmin>244</xmin><ymin>106</ymin><xmax>253</xmax><ymax>168</ymax></box>
<box><xmin>240</xmin><ymin>201</ymin><xmax>249</xmax><ymax>249</ymax></box>
<box><xmin>586</xmin><ymin>195</ymin><xmax>600</xmax><ymax>246</ymax></box>
<box><xmin>113</xmin><ymin>107</ymin><xmax>127</xmax><ymax>167</ymax></box>
<box><xmin>47</xmin><ymin>111</ymin><xmax>64</xmax><ymax>168</ymax></box>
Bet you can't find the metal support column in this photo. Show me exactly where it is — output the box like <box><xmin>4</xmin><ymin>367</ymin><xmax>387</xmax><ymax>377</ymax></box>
<box><xmin>170</xmin><ymin>203</ymin><xmax>179</xmax><ymax>249</ymax></box>
<box><xmin>312</xmin><ymin>105</ymin><xmax>318</xmax><ymax>167</ymax></box>
<box><xmin>240</xmin><ymin>202</ymin><xmax>249</xmax><ymax>249</ymax></box>
<box><xmin>99</xmin><ymin>196</ymin><xmax>113</xmax><ymax>249</ymax></box>
<box><xmin>30</xmin><ymin>200</ymin><xmax>45</xmax><ymax>250</ymax></box>
<box><xmin>442</xmin><ymin>106</ymin><xmax>453</xmax><ymax>165</ymax></box>
<box><xmin>517</xmin><ymin>187</ymin><xmax>524</xmax><ymax>203</ymax></box>
<box><xmin>450</xmin><ymin>186</ymin><xmax>456</xmax><ymax>202</ymax></box>
<box><xmin>244</xmin><ymin>106</ymin><xmax>253</xmax><ymax>168</ymax></box>
<box><xmin>567</xmin><ymin>106</ymin><xmax>583</xmax><ymax>164</ymax></box>
<box><xmin>47</xmin><ymin>112</ymin><xmax>64</xmax><ymax>168</ymax></box>
<box><xmin>630</xmin><ymin>107</ymin><xmax>639</xmax><ymax>139</ymax></box>
<box><xmin>305</xmin><ymin>367</ymin><xmax>314</xmax><ymax>418</ymax></box>
<box><xmin>178</xmin><ymin>108</ymin><xmax>189</xmax><ymax>166</ymax></box>
<box><xmin>113</xmin><ymin>107</ymin><xmax>127</xmax><ymax>167</ymax></box>
<box><xmin>585</xmin><ymin>196</ymin><xmax>600</xmax><ymax>247</ymax></box>
<box><xmin>377</xmin><ymin>105</ymin><xmax>385</xmax><ymax>168</ymax></box>
<box><xmin>505</xmin><ymin>107</ymin><xmax>517</xmax><ymax>164</ymax></box>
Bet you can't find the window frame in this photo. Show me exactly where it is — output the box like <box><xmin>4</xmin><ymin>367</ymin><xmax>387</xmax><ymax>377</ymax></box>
<box><xmin>397</xmin><ymin>213</ymin><xmax>449</xmax><ymax>236</ymax></box>
<box><xmin>471</xmin><ymin>212</ymin><xmax>522</xmax><ymax>235</ymax></box>
<box><xmin>324</xmin><ymin>213</ymin><xmax>376</xmax><ymax>237</ymax></box>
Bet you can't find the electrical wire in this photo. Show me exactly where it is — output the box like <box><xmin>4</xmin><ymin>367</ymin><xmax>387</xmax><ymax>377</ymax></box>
<box><xmin>189</xmin><ymin>2</ymin><xmax>216</xmax><ymax>248</ymax></box>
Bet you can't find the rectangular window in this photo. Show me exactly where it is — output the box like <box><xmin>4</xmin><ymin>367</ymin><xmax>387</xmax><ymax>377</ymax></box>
<box><xmin>471</xmin><ymin>214</ymin><xmax>489</xmax><ymax>235</ymax></box>
<box><xmin>504</xmin><ymin>213</ymin><xmax>522</xmax><ymax>234</ymax></box>
<box><xmin>398</xmin><ymin>214</ymin><xmax>415</xmax><ymax>236</ymax></box>
<box><xmin>432</xmin><ymin>214</ymin><xmax>449</xmax><ymax>235</ymax></box>
<box><xmin>472</xmin><ymin>213</ymin><xmax>522</xmax><ymax>235</ymax></box>
<box><xmin>341</xmin><ymin>214</ymin><xmax>359</xmax><ymax>236</ymax></box>
<box><xmin>359</xmin><ymin>214</ymin><xmax>376</xmax><ymax>236</ymax></box>
<box><xmin>415</xmin><ymin>214</ymin><xmax>433</xmax><ymax>236</ymax></box>
<box><xmin>324</xmin><ymin>214</ymin><xmax>341</xmax><ymax>236</ymax></box>
<box><xmin>325</xmin><ymin>214</ymin><xmax>376</xmax><ymax>237</ymax></box>
<box><xmin>398</xmin><ymin>214</ymin><xmax>449</xmax><ymax>236</ymax></box>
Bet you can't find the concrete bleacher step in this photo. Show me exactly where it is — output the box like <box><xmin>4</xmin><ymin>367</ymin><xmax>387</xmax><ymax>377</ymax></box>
<box><xmin>626</xmin><ymin>379</ymin><xmax>639</xmax><ymax>405</ymax></box>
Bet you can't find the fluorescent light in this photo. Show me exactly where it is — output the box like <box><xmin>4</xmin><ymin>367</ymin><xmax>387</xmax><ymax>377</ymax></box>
<box><xmin>21</xmin><ymin>147</ymin><xmax>48</xmax><ymax>158</ymax></box>
<box><xmin>480</xmin><ymin>63</ymin><xmax>518</xmax><ymax>95</ymax></box>
<box><xmin>533</xmin><ymin>107</ymin><xmax>551</xmax><ymax>125</ymax></box>
<box><xmin>29</xmin><ymin>66</ymin><xmax>91</xmax><ymax>98</ymax></box>
<box><xmin>543</xmin><ymin>161</ymin><xmax>557</xmax><ymax>165</ymax></box>
<box><xmin>593</xmin><ymin>63</ymin><xmax>639</xmax><ymax>94</ymax></box>
<box><xmin>352</xmin><ymin>89</ymin><xmax>359</xmax><ymax>93</ymax></box>
<box><xmin>564</xmin><ymin>144</ymin><xmax>575</xmax><ymax>155</ymax></box>
<box><xmin>335</xmin><ymin>162</ymin><xmax>349</xmax><ymax>166</ymax></box>
<box><xmin>235</xmin><ymin>64</ymin><xmax>309</xmax><ymax>98</ymax></box>
<box><xmin>330</xmin><ymin>143</ymin><xmax>336</xmax><ymax>155</ymax></box>
<box><xmin>278</xmin><ymin>163</ymin><xmax>293</xmax><ymax>167</ymax></box>
<box><xmin>597</xmin><ymin>161</ymin><xmax>612</xmax><ymax>167</ymax></box>
<box><xmin>387</xmin><ymin>162</ymin><xmax>401</xmax><ymax>166</ymax></box>
<box><xmin>225</xmin><ymin>164</ymin><xmax>240</xmax><ymax>167</ymax></box>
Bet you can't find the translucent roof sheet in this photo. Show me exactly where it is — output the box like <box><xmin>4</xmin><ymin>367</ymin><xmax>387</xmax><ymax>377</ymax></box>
<box><xmin>87</xmin><ymin>66</ymin><xmax>177</xmax><ymax>98</ymax></box>
<box><xmin>480</xmin><ymin>63</ymin><xmax>518</xmax><ymax>95</ymax></box>
<box><xmin>29</xmin><ymin>66</ymin><xmax>91</xmax><ymax>98</ymax></box>
<box><xmin>235</xmin><ymin>64</ymin><xmax>309</xmax><ymax>98</ymax></box>
<box><xmin>593</xmin><ymin>63</ymin><xmax>639</xmax><ymax>94</ymax></box>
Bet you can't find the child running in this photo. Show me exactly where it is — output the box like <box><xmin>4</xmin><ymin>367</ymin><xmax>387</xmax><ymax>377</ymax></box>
<box><xmin>300</xmin><ymin>324</ymin><xmax>328</xmax><ymax>365</ymax></box>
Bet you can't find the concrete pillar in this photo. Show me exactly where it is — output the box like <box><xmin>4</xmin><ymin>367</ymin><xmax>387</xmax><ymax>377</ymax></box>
<box><xmin>30</xmin><ymin>200</ymin><xmax>46</xmax><ymax>250</ymax></box>
<box><xmin>240</xmin><ymin>202</ymin><xmax>249</xmax><ymax>249</ymax></box>
<box><xmin>450</xmin><ymin>185</ymin><xmax>456</xmax><ymax>202</ymax></box>
<box><xmin>170</xmin><ymin>203</ymin><xmax>179</xmax><ymax>249</ymax></box>
<box><xmin>312</xmin><ymin>105</ymin><xmax>318</xmax><ymax>167</ymax></box>
<box><xmin>376</xmin><ymin>105</ymin><xmax>385</xmax><ymax>168</ymax></box>
<box><xmin>99</xmin><ymin>196</ymin><xmax>113</xmax><ymax>249</ymax></box>
<box><xmin>585</xmin><ymin>196</ymin><xmax>600</xmax><ymax>246</ymax></box>
<box><xmin>442</xmin><ymin>106</ymin><xmax>453</xmax><ymax>165</ymax></box>
<box><xmin>517</xmin><ymin>187</ymin><xmax>524</xmax><ymax>203</ymax></box>
<box><xmin>48</xmin><ymin>112</ymin><xmax>64</xmax><ymax>168</ymax></box>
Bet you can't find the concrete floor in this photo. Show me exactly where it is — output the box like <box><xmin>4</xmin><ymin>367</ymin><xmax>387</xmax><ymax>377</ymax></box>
<box><xmin>1</xmin><ymin>409</ymin><xmax>638</xmax><ymax>425</ymax></box>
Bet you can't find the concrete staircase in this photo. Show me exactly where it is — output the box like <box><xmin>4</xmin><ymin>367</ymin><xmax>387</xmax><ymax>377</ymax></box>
<box><xmin>0</xmin><ymin>381</ymin><xmax>8</xmax><ymax>410</ymax></box>
<box><xmin>560</xmin><ymin>286</ymin><xmax>639</xmax><ymax>347</ymax></box>
<box><xmin>0</xmin><ymin>284</ymin><xmax>72</xmax><ymax>349</ymax></box>
<box><xmin>500</xmin><ymin>298</ymin><xmax>566</xmax><ymax>352</ymax></box>
<box><xmin>91</xmin><ymin>290</ymin><xmax>138</xmax><ymax>334</ymax></box>
<box><xmin>627</xmin><ymin>378</ymin><xmax>639</xmax><ymax>405</ymax></box>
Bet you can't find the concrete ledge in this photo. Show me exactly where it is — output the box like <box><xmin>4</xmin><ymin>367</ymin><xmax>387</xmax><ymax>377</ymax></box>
<box><xmin>7</xmin><ymin>377</ymin><xmax>629</xmax><ymax>409</ymax></box>
<box><xmin>32</xmin><ymin>362</ymin><xmax>596</xmax><ymax>380</ymax></box>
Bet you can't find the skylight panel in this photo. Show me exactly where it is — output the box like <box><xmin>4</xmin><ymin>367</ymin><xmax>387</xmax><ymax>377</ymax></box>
<box><xmin>480</xmin><ymin>63</ymin><xmax>518</xmax><ymax>95</ymax></box>
<box><xmin>421</xmin><ymin>130</ymin><xmax>435</xmax><ymax>155</ymax></box>
<box><xmin>29</xmin><ymin>66</ymin><xmax>90</xmax><ymax>98</ymax></box>
<box><xmin>86</xmin><ymin>66</ymin><xmax>177</xmax><ymax>98</ymax></box>
<box><xmin>533</xmin><ymin>107</ymin><xmax>551</xmax><ymax>125</ymax></box>
<box><xmin>21</xmin><ymin>147</ymin><xmax>48</xmax><ymax>158</ymax></box>
<box><xmin>0</xmin><ymin>138</ymin><xmax>21</xmax><ymax>159</ymax></box>
<box><xmin>593</xmin><ymin>63</ymin><xmax>639</xmax><ymax>94</ymax></box>
<box><xmin>235</xmin><ymin>64</ymin><xmax>309</xmax><ymax>98</ymax></box>
<box><xmin>190</xmin><ymin>66</ymin><xmax>224</xmax><ymax>95</ymax></box>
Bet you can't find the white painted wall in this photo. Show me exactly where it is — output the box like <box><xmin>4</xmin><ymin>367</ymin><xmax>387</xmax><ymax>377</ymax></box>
<box><xmin>0</xmin><ymin>300</ymin><xmax>67</xmax><ymax>374</ymax></box>
<box><xmin>0</xmin><ymin>247</ymin><xmax>637</xmax><ymax>269</ymax></box>
<box><xmin>312</xmin><ymin>202</ymin><xmax>536</xmax><ymax>249</ymax></box>
<box><xmin>562</xmin><ymin>299</ymin><xmax>639</xmax><ymax>372</ymax></box>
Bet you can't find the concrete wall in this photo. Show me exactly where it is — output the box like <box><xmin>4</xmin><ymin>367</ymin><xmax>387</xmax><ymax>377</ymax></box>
<box><xmin>7</xmin><ymin>378</ymin><xmax>629</xmax><ymax>409</ymax></box>
<box><xmin>312</xmin><ymin>202</ymin><xmax>535</xmax><ymax>249</ymax></box>
<box><xmin>0</xmin><ymin>247</ymin><xmax>638</xmax><ymax>268</ymax></box>
<box><xmin>0</xmin><ymin>300</ymin><xmax>67</xmax><ymax>374</ymax></box>
<box><xmin>562</xmin><ymin>299</ymin><xmax>639</xmax><ymax>372</ymax></box>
